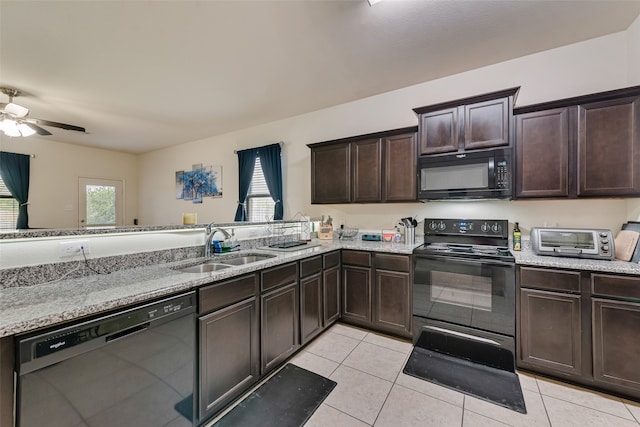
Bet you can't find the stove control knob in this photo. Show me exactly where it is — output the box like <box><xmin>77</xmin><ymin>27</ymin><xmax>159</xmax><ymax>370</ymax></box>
<box><xmin>599</xmin><ymin>232</ymin><xmax>608</xmax><ymax>238</ymax></box>
<box><xmin>491</xmin><ymin>223</ymin><xmax>501</xmax><ymax>233</ymax></box>
<box><xmin>481</xmin><ymin>222</ymin><xmax>490</xmax><ymax>232</ymax></box>
<box><xmin>438</xmin><ymin>221</ymin><xmax>446</xmax><ymax>231</ymax></box>
<box><xmin>602</xmin><ymin>245</ymin><xmax>610</xmax><ymax>252</ymax></box>
<box><xmin>601</xmin><ymin>239</ymin><xmax>609</xmax><ymax>245</ymax></box>
<box><xmin>429</xmin><ymin>221</ymin><xmax>438</xmax><ymax>231</ymax></box>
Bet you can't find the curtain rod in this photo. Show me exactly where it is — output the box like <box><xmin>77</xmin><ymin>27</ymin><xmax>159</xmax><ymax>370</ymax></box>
<box><xmin>0</xmin><ymin>151</ymin><xmax>35</xmax><ymax>158</ymax></box>
<box><xmin>234</xmin><ymin>141</ymin><xmax>283</xmax><ymax>155</ymax></box>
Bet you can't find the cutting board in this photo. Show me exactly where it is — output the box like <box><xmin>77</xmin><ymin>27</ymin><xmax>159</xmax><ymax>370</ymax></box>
<box><xmin>621</xmin><ymin>222</ymin><xmax>640</xmax><ymax>263</ymax></box>
<box><xmin>615</xmin><ymin>229</ymin><xmax>640</xmax><ymax>262</ymax></box>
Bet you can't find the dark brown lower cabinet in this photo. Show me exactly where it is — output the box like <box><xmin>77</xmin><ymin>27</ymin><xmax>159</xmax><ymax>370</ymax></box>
<box><xmin>199</xmin><ymin>297</ymin><xmax>259</xmax><ymax>420</ymax></box>
<box><xmin>300</xmin><ymin>272</ymin><xmax>323</xmax><ymax>345</ymax></box>
<box><xmin>323</xmin><ymin>263</ymin><xmax>341</xmax><ymax>325</ymax></box>
<box><xmin>0</xmin><ymin>337</ymin><xmax>13</xmax><ymax>427</ymax></box>
<box><xmin>342</xmin><ymin>264</ymin><xmax>372</xmax><ymax>324</ymax></box>
<box><xmin>519</xmin><ymin>288</ymin><xmax>582</xmax><ymax>376</ymax></box>
<box><xmin>374</xmin><ymin>269</ymin><xmax>412</xmax><ymax>337</ymax></box>
<box><xmin>261</xmin><ymin>282</ymin><xmax>300</xmax><ymax>374</ymax></box>
<box><xmin>341</xmin><ymin>251</ymin><xmax>412</xmax><ymax>338</ymax></box>
<box><xmin>518</xmin><ymin>267</ymin><xmax>640</xmax><ymax>400</ymax></box>
<box><xmin>592</xmin><ymin>298</ymin><xmax>640</xmax><ymax>391</ymax></box>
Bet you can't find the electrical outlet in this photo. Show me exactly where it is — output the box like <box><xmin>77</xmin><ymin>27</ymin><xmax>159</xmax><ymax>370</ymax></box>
<box><xmin>59</xmin><ymin>240</ymin><xmax>90</xmax><ymax>257</ymax></box>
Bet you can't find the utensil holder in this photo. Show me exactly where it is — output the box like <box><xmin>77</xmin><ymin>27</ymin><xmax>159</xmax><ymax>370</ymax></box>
<box><xmin>406</xmin><ymin>227</ymin><xmax>416</xmax><ymax>245</ymax></box>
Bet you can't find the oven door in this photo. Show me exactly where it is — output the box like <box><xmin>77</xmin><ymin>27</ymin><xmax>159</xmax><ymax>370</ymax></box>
<box><xmin>413</xmin><ymin>254</ymin><xmax>515</xmax><ymax>336</ymax></box>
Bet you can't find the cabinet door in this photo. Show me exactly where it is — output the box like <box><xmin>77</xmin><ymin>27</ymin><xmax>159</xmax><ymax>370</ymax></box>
<box><xmin>300</xmin><ymin>273</ymin><xmax>323</xmax><ymax>345</ymax></box>
<box><xmin>418</xmin><ymin>107</ymin><xmax>459</xmax><ymax>155</ymax></box>
<box><xmin>578</xmin><ymin>95</ymin><xmax>640</xmax><ymax>196</ymax></box>
<box><xmin>384</xmin><ymin>132</ymin><xmax>417</xmax><ymax>201</ymax></box>
<box><xmin>593</xmin><ymin>298</ymin><xmax>640</xmax><ymax>392</ymax></box>
<box><xmin>519</xmin><ymin>288</ymin><xmax>582</xmax><ymax>376</ymax></box>
<box><xmin>199</xmin><ymin>298</ymin><xmax>259</xmax><ymax>420</ymax></box>
<box><xmin>311</xmin><ymin>143</ymin><xmax>351</xmax><ymax>203</ymax></box>
<box><xmin>342</xmin><ymin>265</ymin><xmax>372</xmax><ymax>324</ymax></box>
<box><xmin>352</xmin><ymin>138</ymin><xmax>383</xmax><ymax>202</ymax></box>
<box><xmin>261</xmin><ymin>283</ymin><xmax>299</xmax><ymax>374</ymax></box>
<box><xmin>323</xmin><ymin>265</ymin><xmax>341</xmax><ymax>325</ymax></box>
<box><xmin>464</xmin><ymin>97</ymin><xmax>510</xmax><ymax>150</ymax></box>
<box><xmin>374</xmin><ymin>269</ymin><xmax>412</xmax><ymax>337</ymax></box>
<box><xmin>516</xmin><ymin>108</ymin><xmax>570</xmax><ymax>198</ymax></box>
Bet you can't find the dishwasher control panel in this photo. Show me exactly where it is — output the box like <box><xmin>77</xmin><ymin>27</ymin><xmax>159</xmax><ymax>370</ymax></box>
<box><xmin>18</xmin><ymin>292</ymin><xmax>195</xmax><ymax>367</ymax></box>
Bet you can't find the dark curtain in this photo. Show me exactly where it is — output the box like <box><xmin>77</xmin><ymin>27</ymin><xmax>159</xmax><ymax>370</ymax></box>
<box><xmin>234</xmin><ymin>148</ymin><xmax>258</xmax><ymax>221</ymax></box>
<box><xmin>0</xmin><ymin>151</ymin><xmax>30</xmax><ymax>229</ymax></box>
<box><xmin>258</xmin><ymin>143</ymin><xmax>283</xmax><ymax>220</ymax></box>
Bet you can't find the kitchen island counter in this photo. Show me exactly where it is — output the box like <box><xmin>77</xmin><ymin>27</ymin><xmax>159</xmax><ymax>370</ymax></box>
<box><xmin>0</xmin><ymin>239</ymin><xmax>418</xmax><ymax>338</ymax></box>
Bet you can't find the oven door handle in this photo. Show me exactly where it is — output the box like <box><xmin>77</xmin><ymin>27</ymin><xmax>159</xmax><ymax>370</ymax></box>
<box><xmin>414</xmin><ymin>254</ymin><xmax>515</xmax><ymax>268</ymax></box>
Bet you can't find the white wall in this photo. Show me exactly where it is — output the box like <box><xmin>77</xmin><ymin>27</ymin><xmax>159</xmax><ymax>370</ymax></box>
<box><xmin>139</xmin><ymin>29</ymin><xmax>636</xmax><ymax>235</ymax></box>
<box><xmin>628</xmin><ymin>14</ymin><xmax>640</xmax><ymax>85</ymax></box>
<box><xmin>0</xmin><ymin>138</ymin><xmax>138</xmax><ymax>229</ymax></box>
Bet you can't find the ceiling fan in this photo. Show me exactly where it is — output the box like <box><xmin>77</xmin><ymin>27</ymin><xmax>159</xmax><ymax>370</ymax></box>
<box><xmin>0</xmin><ymin>87</ymin><xmax>86</xmax><ymax>137</ymax></box>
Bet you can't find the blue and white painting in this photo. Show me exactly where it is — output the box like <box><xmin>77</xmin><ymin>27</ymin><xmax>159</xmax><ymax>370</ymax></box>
<box><xmin>176</xmin><ymin>163</ymin><xmax>222</xmax><ymax>203</ymax></box>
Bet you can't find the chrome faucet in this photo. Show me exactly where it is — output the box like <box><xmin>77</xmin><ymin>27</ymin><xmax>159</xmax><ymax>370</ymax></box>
<box><xmin>205</xmin><ymin>223</ymin><xmax>232</xmax><ymax>257</ymax></box>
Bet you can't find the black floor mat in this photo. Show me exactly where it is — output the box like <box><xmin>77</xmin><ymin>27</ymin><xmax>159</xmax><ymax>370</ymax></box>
<box><xmin>212</xmin><ymin>363</ymin><xmax>337</xmax><ymax>427</ymax></box>
<box><xmin>403</xmin><ymin>346</ymin><xmax>527</xmax><ymax>414</ymax></box>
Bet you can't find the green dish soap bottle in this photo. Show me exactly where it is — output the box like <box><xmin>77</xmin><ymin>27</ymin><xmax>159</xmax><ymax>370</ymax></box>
<box><xmin>513</xmin><ymin>222</ymin><xmax>521</xmax><ymax>251</ymax></box>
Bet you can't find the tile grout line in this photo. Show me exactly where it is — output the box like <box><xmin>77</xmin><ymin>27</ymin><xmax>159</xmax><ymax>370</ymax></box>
<box><xmin>321</xmin><ymin>400</ymin><xmax>374</xmax><ymax>426</ymax></box>
<box><xmin>535</xmin><ymin>384</ymin><xmax>639</xmax><ymax>423</ymax></box>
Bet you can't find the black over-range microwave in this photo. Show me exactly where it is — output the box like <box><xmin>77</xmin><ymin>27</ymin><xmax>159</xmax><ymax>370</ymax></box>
<box><xmin>418</xmin><ymin>148</ymin><xmax>513</xmax><ymax>200</ymax></box>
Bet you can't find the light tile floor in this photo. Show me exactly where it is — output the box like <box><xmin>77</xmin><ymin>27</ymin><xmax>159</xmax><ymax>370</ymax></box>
<box><xmin>211</xmin><ymin>323</ymin><xmax>640</xmax><ymax>427</ymax></box>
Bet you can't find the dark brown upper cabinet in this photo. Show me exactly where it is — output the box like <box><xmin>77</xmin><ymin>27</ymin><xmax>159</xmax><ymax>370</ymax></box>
<box><xmin>578</xmin><ymin>95</ymin><xmax>640</xmax><ymax>196</ymax></box>
<box><xmin>310</xmin><ymin>143</ymin><xmax>351</xmax><ymax>203</ymax></box>
<box><xmin>515</xmin><ymin>85</ymin><xmax>640</xmax><ymax>199</ymax></box>
<box><xmin>308</xmin><ymin>126</ymin><xmax>417</xmax><ymax>204</ymax></box>
<box><xmin>413</xmin><ymin>87</ymin><xmax>519</xmax><ymax>156</ymax></box>
<box><xmin>515</xmin><ymin>107</ymin><xmax>571</xmax><ymax>198</ymax></box>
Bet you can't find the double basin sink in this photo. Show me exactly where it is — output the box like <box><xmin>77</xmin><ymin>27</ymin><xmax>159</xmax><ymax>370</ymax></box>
<box><xmin>175</xmin><ymin>253</ymin><xmax>277</xmax><ymax>273</ymax></box>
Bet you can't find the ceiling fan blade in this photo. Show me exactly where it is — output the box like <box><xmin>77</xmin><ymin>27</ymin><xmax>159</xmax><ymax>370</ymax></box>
<box><xmin>22</xmin><ymin>122</ymin><xmax>52</xmax><ymax>136</ymax></box>
<box><xmin>28</xmin><ymin>118</ymin><xmax>86</xmax><ymax>133</ymax></box>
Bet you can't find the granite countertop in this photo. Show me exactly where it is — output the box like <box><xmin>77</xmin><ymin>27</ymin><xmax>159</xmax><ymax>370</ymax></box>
<box><xmin>514</xmin><ymin>247</ymin><xmax>640</xmax><ymax>275</ymax></box>
<box><xmin>0</xmin><ymin>239</ymin><xmax>418</xmax><ymax>338</ymax></box>
<box><xmin>3</xmin><ymin>237</ymin><xmax>640</xmax><ymax>339</ymax></box>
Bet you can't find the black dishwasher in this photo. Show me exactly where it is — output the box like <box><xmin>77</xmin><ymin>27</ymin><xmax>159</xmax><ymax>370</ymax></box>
<box><xmin>16</xmin><ymin>291</ymin><xmax>196</xmax><ymax>427</ymax></box>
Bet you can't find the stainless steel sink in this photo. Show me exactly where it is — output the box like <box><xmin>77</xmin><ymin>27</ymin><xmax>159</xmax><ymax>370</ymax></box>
<box><xmin>218</xmin><ymin>254</ymin><xmax>276</xmax><ymax>265</ymax></box>
<box><xmin>177</xmin><ymin>263</ymin><xmax>231</xmax><ymax>273</ymax></box>
<box><xmin>174</xmin><ymin>253</ymin><xmax>277</xmax><ymax>273</ymax></box>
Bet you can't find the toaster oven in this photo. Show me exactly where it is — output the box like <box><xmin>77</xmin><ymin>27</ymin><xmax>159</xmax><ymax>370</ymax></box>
<box><xmin>530</xmin><ymin>227</ymin><xmax>614</xmax><ymax>261</ymax></box>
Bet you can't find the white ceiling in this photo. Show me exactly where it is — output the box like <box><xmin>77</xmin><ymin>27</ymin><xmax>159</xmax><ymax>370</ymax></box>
<box><xmin>1</xmin><ymin>0</ymin><xmax>639</xmax><ymax>154</ymax></box>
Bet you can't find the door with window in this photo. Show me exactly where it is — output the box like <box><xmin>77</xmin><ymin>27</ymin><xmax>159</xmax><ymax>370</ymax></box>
<box><xmin>78</xmin><ymin>177</ymin><xmax>124</xmax><ymax>227</ymax></box>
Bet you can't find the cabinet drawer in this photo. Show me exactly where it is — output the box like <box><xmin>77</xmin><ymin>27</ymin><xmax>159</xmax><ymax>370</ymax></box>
<box><xmin>342</xmin><ymin>250</ymin><xmax>371</xmax><ymax>267</ymax></box>
<box><xmin>519</xmin><ymin>266</ymin><xmax>580</xmax><ymax>292</ymax></box>
<box><xmin>324</xmin><ymin>251</ymin><xmax>340</xmax><ymax>269</ymax></box>
<box><xmin>592</xmin><ymin>274</ymin><xmax>640</xmax><ymax>300</ymax></box>
<box><xmin>300</xmin><ymin>255</ymin><xmax>322</xmax><ymax>278</ymax></box>
<box><xmin>261</xmin><ymin>262</ymin><xmax>298</xmax><ymax>293</ymax></box>
<box><xmin>199</xmin><ymin>273</ymin><xmax>259</xmax><ymax>314</ymax></box>
<box><xmin>375</xmin><ymin>253</ymin><xmax>410</xmax><ymax>272</ymax></box>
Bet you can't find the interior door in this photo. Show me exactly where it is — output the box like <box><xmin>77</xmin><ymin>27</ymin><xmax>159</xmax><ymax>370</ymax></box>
<box><xmin>78</xmin><ymin>177</ymin><xmax>124</xmax><ymax>227</ymax></box>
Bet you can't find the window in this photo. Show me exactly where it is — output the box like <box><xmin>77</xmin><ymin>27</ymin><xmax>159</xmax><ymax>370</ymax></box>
<box><xmin>247</xmin><ymin>156</ymin><xmax>275</xmax><ymax>222</ymax></box>
<box><xmin>0</xmin><ymin>176</ymin><xmax>19</xmax><ymax>230</ymax></box>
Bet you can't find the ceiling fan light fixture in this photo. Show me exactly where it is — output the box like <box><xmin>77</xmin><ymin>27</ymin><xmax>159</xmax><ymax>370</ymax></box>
<box><xmin>17</xmin><ymin>122</ymin><xmax>36</xmax><ymax>137</ymax></box>
<box><xmin>5</xmin><ymin>102</ymin><xmax>29</xmax><ymax>117</ymax></box>
<box><xmin>0</xmin><ymin>118</ymin><xmax>22</xmax><ymax>137</ymax></box>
